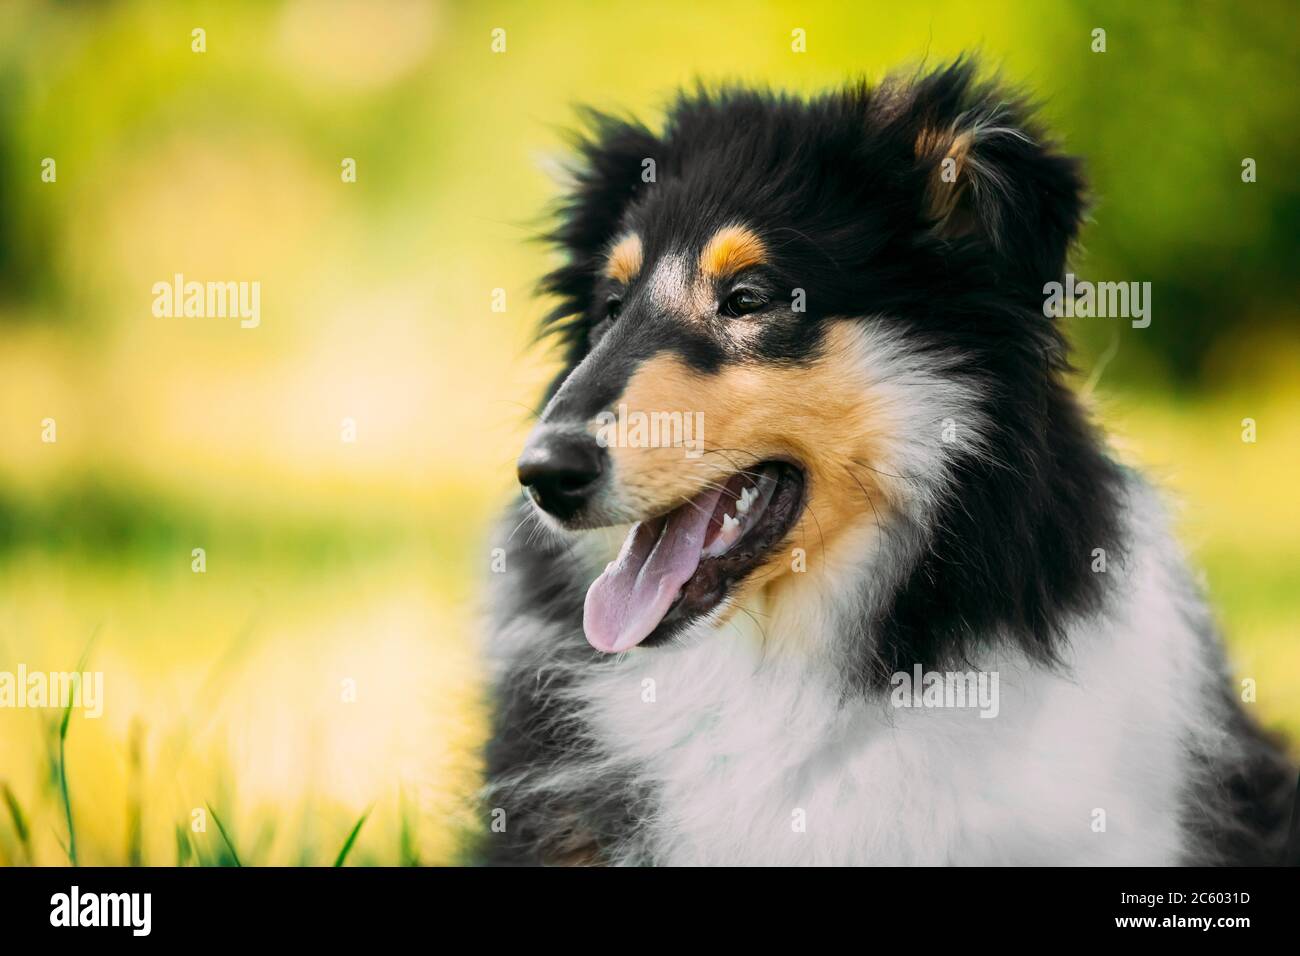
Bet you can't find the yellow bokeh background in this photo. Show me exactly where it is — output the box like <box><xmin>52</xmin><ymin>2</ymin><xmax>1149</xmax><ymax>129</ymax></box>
<box><xmin>0</xmin><ymin>1</ymin><xmax>1296</xmax><ymax>865</ymax></box>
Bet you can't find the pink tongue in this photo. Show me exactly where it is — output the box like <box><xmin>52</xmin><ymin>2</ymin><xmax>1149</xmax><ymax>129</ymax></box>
<box><xmin>583</xmin><ymin>487</ymin><xmax>724</xmax><ymax>653</ymax></box>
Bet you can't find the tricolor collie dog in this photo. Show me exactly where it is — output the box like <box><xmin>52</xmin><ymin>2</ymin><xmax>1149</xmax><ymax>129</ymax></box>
<box><xmin>482</xmin><ymin>61</ymin><xmax>1297</xmax><ymax>866</ymax></box>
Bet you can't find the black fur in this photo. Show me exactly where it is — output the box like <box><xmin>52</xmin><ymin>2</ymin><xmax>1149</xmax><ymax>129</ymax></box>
<box><xmin>484</xmin><ymin>60</ymin><xmax>1297</xmax><ymax>865</ymax></box>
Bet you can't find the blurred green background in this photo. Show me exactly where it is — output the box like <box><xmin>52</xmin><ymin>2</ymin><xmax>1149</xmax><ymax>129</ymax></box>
<box><xmin>0</xmin><ymin>0</ymin><xmax>1296</xmax><ymax>865</ymax></box>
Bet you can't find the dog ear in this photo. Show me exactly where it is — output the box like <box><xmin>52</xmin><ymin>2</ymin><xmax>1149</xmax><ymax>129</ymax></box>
<box><xmin>539</xmin><ymin>112</ymin><xmax>663</xmax><ymax>371</ymax></box>
<box><xmin>902</xmin><ymin>61</ymin><xmax>1085</xmax><ymax>281</ymax></box>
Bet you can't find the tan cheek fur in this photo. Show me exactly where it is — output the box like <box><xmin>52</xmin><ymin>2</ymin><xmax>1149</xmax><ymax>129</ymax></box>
<box><xmin>607</xmin><ymin>323</ymin><xmax>895</xmax><ymax>615</ymax></box>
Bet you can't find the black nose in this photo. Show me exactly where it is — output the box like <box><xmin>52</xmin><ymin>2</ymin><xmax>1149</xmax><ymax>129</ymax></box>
<box><xmin>517</xmin><ymin>429</ymin><xmax>606</xmax><ymax>520</ymax></box>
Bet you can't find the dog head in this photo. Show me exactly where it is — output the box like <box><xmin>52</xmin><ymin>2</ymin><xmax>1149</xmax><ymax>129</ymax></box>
<box><xmin>519</xmin><ymin>61</ymin><xmax>1107</xmax><ymax>661</ymax></box>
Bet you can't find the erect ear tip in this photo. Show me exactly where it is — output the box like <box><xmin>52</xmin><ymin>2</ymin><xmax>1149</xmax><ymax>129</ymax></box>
<box><xmin>898</xmin><ymin>63</ymin><xmax>1085</xmax><ymax>271</ymax></box>
<box><xmin>915</xmin><ymin>126</ymin><xmax>977</xmax><ymax>232</ymax></box>
<box><xmin>915</xmin><ymin>124</ymin><xmax>982</xmax><ymax>238</ymax></box>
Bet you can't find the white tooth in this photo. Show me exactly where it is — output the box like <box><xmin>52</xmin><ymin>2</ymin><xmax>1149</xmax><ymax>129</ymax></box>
<box><xmin>736</xmin><ymin>486</ymin><xmax>757</xmax><ymax>514</ymax></box>
<box><xmin>703</xmin><ymin>510</ymin><xmax>745</xmax><ymax>558</ymax></box>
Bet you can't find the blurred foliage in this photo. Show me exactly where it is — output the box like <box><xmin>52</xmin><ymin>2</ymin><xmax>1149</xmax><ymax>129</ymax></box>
<box><xmin>1059</xmin><ymin>1</ymin><xmax>1300</xmax><ymax>389</ymax></box>
<box><xmin>1</xmin><ymin>1</ymin><xmax>1296</xmax><ymax>383</ymax></box>
<box><xmin>0</xmin><ymin>0</ymin><xmax>1296</xmax><ymax>865</ymax></box>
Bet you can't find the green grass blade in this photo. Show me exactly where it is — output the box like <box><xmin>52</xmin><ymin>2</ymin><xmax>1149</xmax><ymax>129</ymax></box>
<box><xmin>56</xmin><ymin>627</ymin><xmax>101</xmax><ymax>866</ymax></box>
<box><xmin>60</xmin><ymin>629</ymin><xmax>99</xmax><ymax>742</ymax></box>
<box><xmin>1</xmin><ymin>784</ymin><xmax>31</xmax><ymax>862</ymax></box>
<box><xmin>332</xmin><ymin>808</ymin><xmax>371</xmax><ymax>867</ymax></box>
<box><xmin>58</xmin><ymin>691</ymin><xmax>78</xmax><ymax>864</ymax></box>
<box><xmin>175</xmin><ymin>824</ymin><xmax>193</xmax><ymax>866</ymax></box>
<box><xmin>398</xmin><ymin>788</ymin><xmax>420</xmax><ymax>867</ymax></box>
<box><xmin>126</xmin><ymin>721</ymin><xmax>144</xmax><ymax>866</ymax></box>
<box><xmin>57</xmin><ymin>707</ymin><xmax>78</xmax><ymax>862</ymax></box>
<box><xmin>206</xmin><ymin>803</ymin><xmax>242</xmax><ymax>867</ymax></box>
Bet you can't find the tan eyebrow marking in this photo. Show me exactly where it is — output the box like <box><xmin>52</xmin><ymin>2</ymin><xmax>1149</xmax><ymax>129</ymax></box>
<box><xmin>603</xmin><ymin>233</ymin><xmax>643</xmax><ymax>284</ymax></box>
<box><xmin>699</xmin><ymin>225</ymin><xmax>767</xmax><ymax>279</ymax></box>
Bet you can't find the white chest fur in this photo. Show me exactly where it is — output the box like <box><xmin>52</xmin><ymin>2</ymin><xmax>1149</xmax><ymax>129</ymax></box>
<box><xmin>573</xmin><ymin>508</ymin><xmax>1208</xmax><ymax>866</ymax></box>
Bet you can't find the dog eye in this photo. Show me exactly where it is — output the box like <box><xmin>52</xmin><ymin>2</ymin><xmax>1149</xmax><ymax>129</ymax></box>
<box><xmin>720</xmin><ymin>288</ymin><xmax>766</xmax><ymax>318</ymax></box>
<box><xmin>605</xmin><ymin>297</ymin><xmax>623</xmax><ymax>321</ymax></box>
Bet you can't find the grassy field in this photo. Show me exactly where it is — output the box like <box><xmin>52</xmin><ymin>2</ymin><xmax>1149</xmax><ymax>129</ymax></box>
<box><xmin>0</xmin><ymin>378</ymin><xmax>1296</xmax><ymax>867</ymax></box>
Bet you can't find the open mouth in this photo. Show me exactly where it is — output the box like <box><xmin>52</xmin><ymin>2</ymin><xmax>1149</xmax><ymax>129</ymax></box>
<box><xmin>582</xmin><ymin>460</ymin><xmax>806</xmax><ymax>653</ymax></box>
